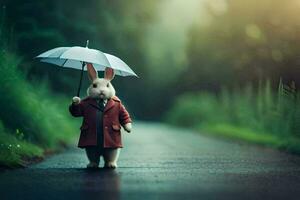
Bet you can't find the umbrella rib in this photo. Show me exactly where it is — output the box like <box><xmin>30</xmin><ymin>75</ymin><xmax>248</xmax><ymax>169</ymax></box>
<box><xmin>61</xmin><ymin>59</ymin><xmax>68</xmax><ymax>67</ymax></box>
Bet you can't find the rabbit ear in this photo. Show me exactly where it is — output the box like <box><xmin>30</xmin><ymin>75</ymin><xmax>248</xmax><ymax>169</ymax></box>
<box><xmin>104</xmin><ymin>67</ymin><xmax>115</xmax><ymax>80</ymax></box>
<box><xmin>87</xmin><ymin>63</ymin><xmax>98</xmax><ymax>81</ymax></box>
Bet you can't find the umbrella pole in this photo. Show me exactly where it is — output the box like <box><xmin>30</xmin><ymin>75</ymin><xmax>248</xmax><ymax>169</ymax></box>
<box><xmin>77</xmin><ymin>62</ymin><xmax>85</xmax><ymax>97</ymax></box>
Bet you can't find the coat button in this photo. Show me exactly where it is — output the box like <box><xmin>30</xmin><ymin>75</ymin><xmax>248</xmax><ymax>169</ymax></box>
<box><xmin>105</xmin><ymin>126</ymin><xmax>108</xmax><ymax>129</ymax></box>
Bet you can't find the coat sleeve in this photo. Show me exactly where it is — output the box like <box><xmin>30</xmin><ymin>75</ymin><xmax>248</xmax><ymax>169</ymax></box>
<box><xmin>119</xmin><ymin>102</ymin><xmax>132</xmax><ymax>125</ymax></box>
<box><xmin>69</xmin><ymin>102</ymin><xmax>84</xmax><ymax>117</ymax></box>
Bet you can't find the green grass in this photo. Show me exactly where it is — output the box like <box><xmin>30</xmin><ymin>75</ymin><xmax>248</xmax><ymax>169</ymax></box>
<box><xmin>0</xmin><ymin>42</ymin><xmax>79</xmax><ymax>168</ymax></box>
<box><xmin>0</xmin><ymin>122</ymin><xmax>43</xmax><ymax>168</ymax></box>
<box><xmin>201</xmin><ymin>123</ymin><xmax>300</xmax><ymax>154</ymax></box>
<box><xmin>166</xmin><ymin>80</ymin><xmax>300</xmax><ymax>154</ymax></box>
<box><xmin>202</xmin><ymin>124</ymin><xmax>284</xmax><ymax>147</ymax></box>
<box><xmin>0</xmin><ymin>51</ymin><xmax>78</xmax><ymax>148</ymax></box>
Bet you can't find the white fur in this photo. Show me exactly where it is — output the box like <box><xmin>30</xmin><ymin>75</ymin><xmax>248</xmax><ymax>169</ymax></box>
<box><xmin>103</xmin><ymin>148</ymin><xmax>120</xmax><ymax>168</ymax></box>
<box><xmin>72</xmin><ymin>96</ymin><xmax>81</xmax><ymax>104</ymax></box>
<box><xmin>124</xmin><ymin>123</ymin><xmax>132</xmax><ymax>133</ymax></box>
<box><xmin>87</xmin><ymin>78</ymin><xmax>116</xmax><ymax>100</ymax></box>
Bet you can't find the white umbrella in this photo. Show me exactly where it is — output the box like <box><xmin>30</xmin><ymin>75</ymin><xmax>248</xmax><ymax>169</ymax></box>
<box><xmin>103</xmin><ymin>53</ymin><xmax>138</xmax><ymax>77</ymax></box>
<box><xmin>36</xmin><ymin>41</ymin><xmax>138</xmax><ymax>96</ymax></box>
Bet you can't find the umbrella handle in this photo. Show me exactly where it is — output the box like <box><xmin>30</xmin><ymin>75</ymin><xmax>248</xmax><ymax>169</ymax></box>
<box><xmin>77</xmin><ymin>62</ymin><xmax>85</xmax><ymax>97</ymax></box>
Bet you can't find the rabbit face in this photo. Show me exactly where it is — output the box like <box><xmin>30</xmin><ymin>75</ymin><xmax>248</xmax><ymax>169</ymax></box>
<box><xmin>86</xmin><ymin>63</ymin><xmax>116</xmax><ymax>100</ymax></box>
<box><xmin>87</xmin><ymin>78</ymin><xmax>115</xmax><ymax>100</ymax></box>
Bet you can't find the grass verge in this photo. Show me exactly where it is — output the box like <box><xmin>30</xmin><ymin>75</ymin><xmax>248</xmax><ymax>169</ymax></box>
<box><xmin>0</xmin><ymin>123</ymin><xmax>43</xmax><ymax>168</ymax></box>
<box><xmin>0</xmin><ymin>43</ymin><xmax>79</xmax><ymax>168</ymax></box>
<box><xmin>201</xmin><ymin>123</ymin><xmax>300</xmax><ymax>154</ymax></box>
<box><xmin>166</xmin><ymin>81</ymin><xmax>300</xmax><ymax>155</ymax></box>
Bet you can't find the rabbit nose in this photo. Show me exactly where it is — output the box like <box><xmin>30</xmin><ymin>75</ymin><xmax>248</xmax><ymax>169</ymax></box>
<box><xmin>93</xmin><ymin>83</ymin><xmax>97</xmax><ymax>88</ymax></box>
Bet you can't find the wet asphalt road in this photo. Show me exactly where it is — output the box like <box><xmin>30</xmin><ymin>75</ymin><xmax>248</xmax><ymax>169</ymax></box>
<box><xmin>1</xmin><ymin>122</ymin><xmax>300</xmax><ymax>200</ymax></box>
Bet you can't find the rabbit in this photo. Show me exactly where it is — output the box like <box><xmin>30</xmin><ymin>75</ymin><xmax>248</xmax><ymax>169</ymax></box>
<box><xmin>69</xmin><ymin>63</ymin><xmax>132</xmax><ymax>169</ymax></box>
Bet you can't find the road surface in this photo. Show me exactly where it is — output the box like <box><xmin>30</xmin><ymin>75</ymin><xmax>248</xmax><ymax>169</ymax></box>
<box><xmin>1</xmin><ymin>122</ymin><xmax>300</xmax><ymax>200</ymax></box>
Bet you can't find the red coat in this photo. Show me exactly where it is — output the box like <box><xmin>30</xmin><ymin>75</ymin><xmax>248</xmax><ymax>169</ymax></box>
<box><xmin>69</xmin><ymin>96</ymin><xmax>132</xmax><ymax>148</ymax></box>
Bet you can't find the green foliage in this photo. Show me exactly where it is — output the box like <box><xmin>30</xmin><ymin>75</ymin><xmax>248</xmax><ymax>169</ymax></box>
<box><xmin>204</xmin><ymin>124</ymin><xmax>284</xmax><ymax>148</ymax></box>
<box><xmin>0</xmin><ymin>50</ymin><xmax>78</xmax><ymax>148</ymax></box>
<box><xmin>0</xmin><ymin>121</ymin><xmax>43</xmax><ymax>168</ymax></box>
<box><xmin>1</xmin><ymin>0</ymin><xmax>299</xmax><ymax>163</ymax></box>
<box><xmin>166</xmin><ymin>92</ymin><xmax>227</xmax><ymax>127</ymax></box>
<box><xmin>1</xmin><ymin>0</ymin><xmax>162</xmax><ymax>119</ymax></box>
<box><xmin>0</xmin><ymin>22</ymin><xmax>80</xmax><ymax>167</ymax></box>
<box><xmin>204</xmin><ymin>123</ymin><xmax>300</xmax><ymax>154</ymax></box>
<box><xmin>1</xmin><ymin>0</ymin><xmax>300</xmax><ymax>120</ymax></box>
<box><xmin>166</xmin><ymin>81</ymin><xmax>300</xmax><ymax>153</ymax></box>
<box><xmin>182</xmin><ymin>0</ymin><xmax>300</xmax><ymax>91</ymax></box>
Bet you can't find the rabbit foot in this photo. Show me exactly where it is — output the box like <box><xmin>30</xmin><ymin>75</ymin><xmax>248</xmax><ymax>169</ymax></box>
<box><xmin>104</xmin><ymin>162</ymin><xmax>117</xmax><ymax>169</ymax></box>
<box><xmin>86</xmin><ymin>162</ymin><xmax>99</xmax><ymax>169</ymax></box>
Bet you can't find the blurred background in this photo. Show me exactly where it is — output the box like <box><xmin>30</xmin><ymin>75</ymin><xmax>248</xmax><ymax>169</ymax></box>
<box><xmin>0</xmin><ymin>0</ymin><xmax>299</xmax><ymax>167</ymax></box>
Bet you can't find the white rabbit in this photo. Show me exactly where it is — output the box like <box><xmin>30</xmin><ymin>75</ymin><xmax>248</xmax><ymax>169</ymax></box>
<box><xmin>70</xmin><ymin>63</ymin><xmax>132</xmax><ymax>169</ymax></box>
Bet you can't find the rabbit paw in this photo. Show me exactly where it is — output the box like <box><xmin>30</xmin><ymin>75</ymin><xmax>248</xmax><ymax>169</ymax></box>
<box><xmin>72</xmin><ymin>96</ymin><xmax>81</xmax><ymax>105</ymax></box>
<box><xmin>123</xmin><ymin>123</ymin><xmax>132</xmax><ymax>133</ymax></box>
<box><xmin>104</xmin><ymin>162</ymin><xmax>117</xmax><ymax>169</ymax></box>
<box><xmin>86</xmin><ymin>162</ymin><xmax>99</xmax><ymax>169</ymax></box>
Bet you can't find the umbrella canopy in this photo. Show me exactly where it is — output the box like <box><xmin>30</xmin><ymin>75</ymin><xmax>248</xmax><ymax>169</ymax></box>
<box><xmin>38</xmin><ymin>51</ymin><xmax>137</xmax><ymax>77</ymax></box>
<box><xmin>36</xmin><ymin>41</ymin><xmax>138</xmax><ymax>96</ymax></box>
<box><xmin>103</xmin><ymin>53</ymin><xmax>138</xmax><ymax>77</ymax></box>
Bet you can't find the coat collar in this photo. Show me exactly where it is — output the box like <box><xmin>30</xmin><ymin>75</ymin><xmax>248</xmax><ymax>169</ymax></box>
<box><xmin>105</xmin><ymin>99</ymin><xmax>115</xmax><ymax>112</ymax></box>
<box><xmin>86</xmin><ymin>96</ymin><xmax>120</xmax><ymax>112</ymax></box>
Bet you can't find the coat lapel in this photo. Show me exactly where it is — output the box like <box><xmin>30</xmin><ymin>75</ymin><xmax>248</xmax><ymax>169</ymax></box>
<box><xmin>87</xmin><ymin>97</ymin><xmax>115</xmax><ymax>112</ymax></box>
<box><xmin>88</xmin><ymin>98</ymin><xmax>101</xmax><ymax>110</ymax></box>
<box><xmin>104</xmin><ymin>98</ymin><xmax>115</xmax><ymax>113</ymax></box>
